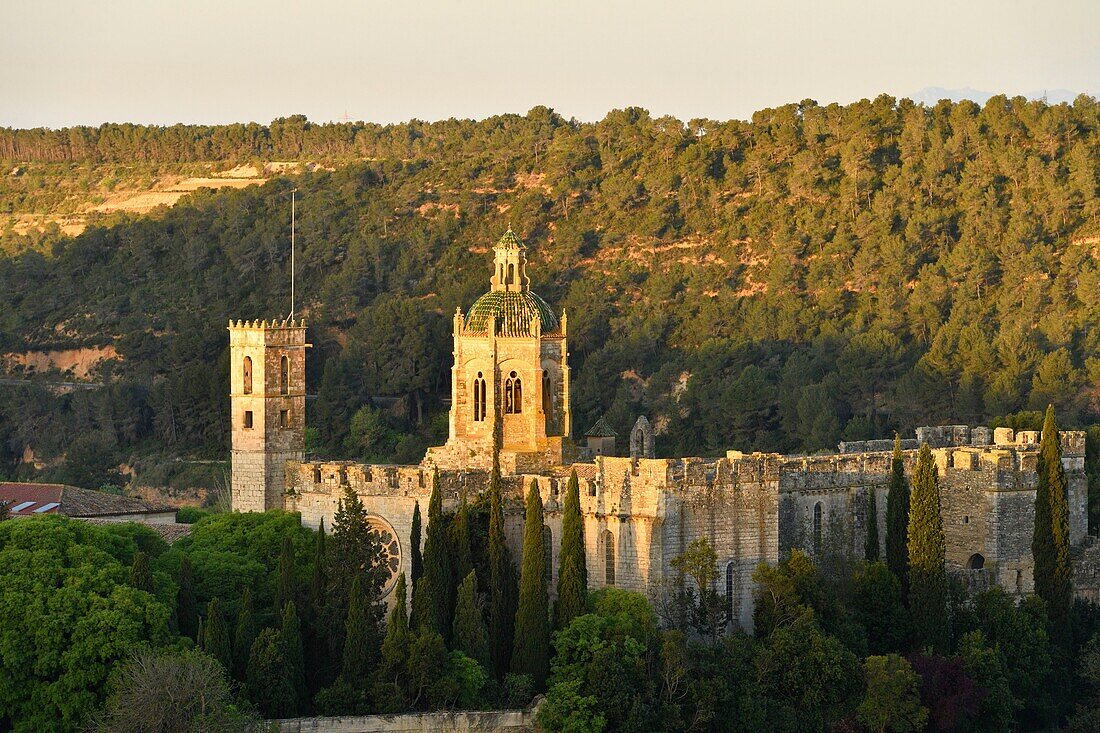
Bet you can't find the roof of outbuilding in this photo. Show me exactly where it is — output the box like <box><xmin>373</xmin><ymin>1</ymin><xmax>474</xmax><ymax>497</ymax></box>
<box><xmin>0</xmin><ymin>483</ymin><xmax>175</xmax><ymax>518</ymax></box>
<box><xmin>585</xmin><ymin>417</ymin><xmax>618</xmax><ymax>438</ymax></box>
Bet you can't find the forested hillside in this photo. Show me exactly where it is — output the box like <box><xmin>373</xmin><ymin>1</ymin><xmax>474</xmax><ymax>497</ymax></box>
<box><xmin>1</xmin><ymin>96</ymin><xmax>1098</xmax><ymax>488</ymax></box>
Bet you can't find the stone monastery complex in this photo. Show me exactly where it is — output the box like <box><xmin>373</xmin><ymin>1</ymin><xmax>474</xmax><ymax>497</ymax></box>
<box><xmin>229</xmin><ymin>231</ymin><xmax>1096</xmax><ymax>628</ymax></box>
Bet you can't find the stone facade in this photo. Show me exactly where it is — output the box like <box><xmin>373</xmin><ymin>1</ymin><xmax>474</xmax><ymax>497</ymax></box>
<box><xmin>231</xmin><ymin>232</ymin><xmax>1096</xmax><ymax>630</ymax></box>
<box><xmin>229</xmin><ymin>318</ymin><xmax>308</xmax><ymax>513</ymax></box>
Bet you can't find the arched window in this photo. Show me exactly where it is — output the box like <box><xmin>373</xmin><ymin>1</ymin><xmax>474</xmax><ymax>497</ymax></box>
<box><xmin>967</xmin><ymin>553</ymin><xmax>985</xmax><ymax>570</ymax></box>
<box><xmin>602</xmin><ymin>530</ymin><xmax>615</xmax><ymax>586</ymax></box>
<box><xmin>542</xmin><ymin>526</ymin><xmax>553</xmax><ymax>584</ymax></box>
<box><xmin>313</xmin><ymin>465</ymin><xmax>322</xmax><ymax>483</ymax></box>
<box><xmin>542</xmin><ymin>372</ymin><xmax>552</xmax><ymax>414</ymax></box>
<box><xmin>726</xmin><ymin>561</ymin><xmax>736</xmax><ymax>620</ymax></box>
<box><xmin>473</xmin><ymin>372</ymin><xmax>486</xmax><ymax>422</ymax></box>
<box><xmin>280</xmin><ymin>355</ymin><xmax>290</xmax><ymax>395</ymax></box>
<box><xmin>812</xmin><ymin>502</ymin><xmax>823</xmax><ymax>555</ymax></box>
<box><xmin>505</xmin><ymin>371</ymin><xmax>522</xmax><ymax>414</ymax></box>
<box><xmin>242</xmin><ymin>356</ymin><xmax>253</xmax><ymax>394</ymax></box>
<box><xmin>507</xmin><ymin>263</ymin><xmax>515</xmax><ymax>284</ymax></box>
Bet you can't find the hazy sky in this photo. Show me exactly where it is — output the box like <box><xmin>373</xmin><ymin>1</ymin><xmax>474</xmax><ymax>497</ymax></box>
<box><xmin>2</xmin><ymin>0</ymin><xmax>1097</xmax><ymax>128</ymax></box>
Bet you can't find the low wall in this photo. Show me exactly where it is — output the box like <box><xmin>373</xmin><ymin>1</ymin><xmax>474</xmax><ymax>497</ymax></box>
<box><xmin>272</xmin><ymin>708</ymin><xmax>538</xmax><ymax>733</ymax></box>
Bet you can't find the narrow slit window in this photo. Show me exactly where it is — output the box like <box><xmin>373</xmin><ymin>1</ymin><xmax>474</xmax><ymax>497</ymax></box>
<box><xmin>242</xmin><ymin>356</ymin><xmax>253</xmax><ymax>394</ymax></box>
<box><xmin>243</xmin><ymin>410</ymin><xmax>253</xmax><ymax>429</ymax></box>
<box><xmin>280</xmin><ymin>355</ymin><xmax>290</xmax><ymax>395</ymax></box>
<box><xmin>812</xmin><ymin>502</ymin><xmax>823</xmax><ymax>555</ymax></box>
<box><xmin>279</xmin><ymin>409</ymin><xmax>290</xmax><ymax>428</ymax></box>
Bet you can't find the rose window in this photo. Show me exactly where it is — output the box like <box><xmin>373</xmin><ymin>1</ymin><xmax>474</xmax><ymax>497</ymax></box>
<box><xmin>367</xmin><ymin>516</ymin><xmax>402</xmax><ymax>596</ymax></box>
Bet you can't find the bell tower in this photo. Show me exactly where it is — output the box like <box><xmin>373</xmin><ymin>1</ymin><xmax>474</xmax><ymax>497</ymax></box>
<box><xmin>228</xmin><ymin>318</ymin><xmax>308</xmax><ymax>512</ymax></box>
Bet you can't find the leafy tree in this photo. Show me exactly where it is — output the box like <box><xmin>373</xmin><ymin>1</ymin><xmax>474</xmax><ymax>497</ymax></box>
<box><xmin>177</xmin><ymin>554</ymin><xmax>198</xmax><ymax>641</ymax></box>
<box><xmin>851</xmin><ymin>561</ymin><xmax>909</xmax><ymax>655</ymax></box>
<box><xmin>754</xmin><ymin>614</ymin><xmax>862</xmax><ymax>732</ymax></box>
<box><xmin>94</xmin><ymin>649</ymin><xmax>258</xmax><ymax>733</ymax></box>
<box><xmin>670</xmin><ymin>538</ymin><xmax>726</xmax><ymax>641</ymax></box>
<box><xmin>407</xmin><ymin>630</ymin><xmax>487</xmax><ymax>711</ymax></box>
<box><xmin>0</xmin><ymin>517</ymin><xmax>173</xmax><ymax>732</ymax></box>
<box><xmin>453</xmin><ymin>571</ymin><xmax>490</xmax><ymax>670</ymax></box>
<box><xmin>130</xmin><ymin>550</ymin><xmax>154</xmax><ymax>594</ymax></box>
<box><xmin>908</xmin><ymin>444</ymin><xmax>947</xmax><ymax>651</ymax></box>
<box><xmin>957</xmin><ymin>630</ymin><xmax>1017</xmax><ymax>732</ymax></box>
<box><xmin>281</xmin><ymin>601</ymin><xmax>306</xmax><ymax>714</ymax></box>
<box><xmin>907</xmin><ymin>654</ymin><xmax>982</xmax><ymax>732</ymax></box>
<box><xmin>885</xmin><ymin>435</ymin><xmax>910</xmax><ymax>588</ymax></box>
<box><xmin>513</xmin><ymin>479</ymin><xmax>550</xmax><ymax>688</ymax></box>
<box><xmin>202</xmin><ymin>597</ymin><xmax>232</xmax><ymax>672</ymax></box>
<box><xmin>865</xmin><ymin>487</ymin><xmax>880</xmax><ymax>561</ymax></box>
<box><xmin>1033</xmin><ymin>405</ymin><xmax>1072</xmax><ymax>631</ymax></box>
<box><xmin>245</xmin><ymin>628</ymin><xmax>295</xmax><ymax>719</ymax></box>
<box><xmin>858</xmin><ymin>654</ymin><xmax>928</xmax><ymax>733</ymax></box>
<box><xmin>414</xmin><ymin>470</ymin><xmax>452</xmax><ymax>639</ymax></box>
<box><xmin>232</xmin><ymin>587</ymin><xmax>257</xmax><ymax>681</ymax></box>
<box><xmin>556</xmin><ymin>468</ymin><xmax>588</xmax><ymax>629</ymax></box>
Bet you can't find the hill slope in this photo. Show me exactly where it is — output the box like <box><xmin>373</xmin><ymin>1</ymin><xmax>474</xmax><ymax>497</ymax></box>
<box><xmin>0</xmin><ymin>96</ymin><xmax>1098</xmax><ymax>487</ymax></box>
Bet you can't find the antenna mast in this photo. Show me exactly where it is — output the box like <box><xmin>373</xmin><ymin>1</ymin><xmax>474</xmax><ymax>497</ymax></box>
<box><xmin>290</xmin><ymin>188</ymin><xmax>297</xmax><ymax>320</ymax></box>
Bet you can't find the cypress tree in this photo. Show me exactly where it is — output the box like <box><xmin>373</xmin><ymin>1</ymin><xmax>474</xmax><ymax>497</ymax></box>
<box><xmin>342</xmin><ymin>575</ymin><xmax>371</xmax><ymax>682</ymax></box>
<box><xmin>451</xmin><ymin>499</ymin><xmax>473</xmax><ymax>587</ymax></box>
<box><xmin>306</xmin><ymin>518</ymin><xmax>330</xmax><ymax>695</ymax></box>
<box><xmin>488</xmin><ymin>438</ymin><xmax>516</xmax><ymax>677</ymax></box>
<box><xmin>865</xmin><ymin>487</ymin><xmax>880</xmax><ymax>561</ymax></box>
<box><xmin>310</xmin><ymin>518</ymin><xmax>327</xmax><ymax>612</ymax></box>
<box><xmin>177</xmin><ymin>555</ymin><xmax>198</xmax><ymax>641</ymax></box>
<box><xmin>453</xmin><ymin>570</ymin><xmax>490</xmax><ymax>669</ymax></box>
<box><xmin>512</xmin><ymin>479</ymin><xmax>550</xmax><ymax>688</ymax></box>
<box><xmin>415</xmin><ymin>470</ymin><xmax>452</xmax><ymax>640</ymax></box>
<box><xmin>885</xmin><ymin>435</ymin><xmax>910</xmax><ymax>588</ymax></box>
<box><xmin>556</xmin><ymin>468</ymin><xmax>588</xmax><ymax>628</ymax></box>
<box><xmin>410</xmin><ymin>501</ymin><xmax>423</xmax><ymax>593</ymax></box>
<box><xmin>380</xmin><ymin>573</ymin><xmax>411</xmax><ymax>684</ymax></box>
<box><xmin>203</xmin><ymin>597</ymin><xmax>233</xmax><ymax>672</ymax></box>
<box><xmin>277</xmin><ymin>534</ymin><xmax>295</xmax><ymax>623</ymax></box>
<box><xmin>907</xmin><ymin>445</ymin><xmax>948</xmax><ymax>651</ymax></box>
<box><xmin>232</xmin><ymin>587</ymin><xmax>257</xmax><ymax>681</ymax></box>
<box><xmin>281</xmin><ymin>601</ymin><xmax>307</xmax><ymax>712</ymax></box>
<box><xmin>246</xmin><ymin>628</ymin><xmax>295</xmax><ymax>719</ymax></box>
<box><xmin>129</xmin><ymin>551</ymin><xmax>153</xmax><ymax>594</ymax></box>
<box><xmin>196</xmin><ymin>615</ymin><xmax>204</xmax><ymax>651</ymax></box>
<box><xmin>1033</xmin><ymin>405</ymin><xmax>1073</xmax><ymax>627</ymax></box>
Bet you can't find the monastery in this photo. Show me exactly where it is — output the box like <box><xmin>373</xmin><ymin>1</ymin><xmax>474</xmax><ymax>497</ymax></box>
<box><xmin>228</xmin><ymin>231</ymin><xmax>1095</xmax><ymax>628</ymax></box>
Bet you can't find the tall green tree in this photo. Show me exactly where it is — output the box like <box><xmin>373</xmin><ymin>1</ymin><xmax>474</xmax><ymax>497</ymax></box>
<box><xmin>488</xmin><ymin>441</ymin><xmax>516</xmax><ymax>678</ymax></box>
<box><xmin>453</xmin><ymin>570</ymin><xmax>490</xmax><ymax>670</ymax></box>
<box><xmin>246</xmin><ymin>628</ymin><xmax>295</xmax><ymax>719</ymax></box>
<box><xmin>1032</xmin><ymin>405</ymin><xmax>1072</xmax><ymax>627</ymax></box>
<box><xmin>129</xmin><ymin>550</ymin><xmax>153</xmax><ymax>594</ymax></box>
<box><xmin>342</xmin><ymin>575</ymin><xmax>372</xmax><ymax>683</ymax></box>
<box><xmin>203</xmin><ymin>597</ymin><xmax>233</xmax><ymax>672</ymax></box>
<box><xmin>865</xmin><ymin>487</ymin><xmax>880</xmax><ymax>561</ymax></box>
<box><xmin>306</xmin><ymin>518</ymin><xmax>330</xmax><ymax>695</ymax></box>
<box><xmin>410</xmin><ymin>501</ymin><xmax>423</xmax><ymax>593</ymax></box>
<box><xmin>232</xmin><ymin>587</ymin><xmax>257</xmax><ymax>681</ymax></box>
<box><xmin>276</xmin><ymin>534</ymin><xmax>295</xmax><ymax>622</ymax></box>
<box><xmin>177</xmin><ymin>555</ymin><xmax>198</xmax><ymax>641</ymax></box>
<box><xmin>310</xmin><ymin>518</ymin><xmax>327</xmax><ymax>615</ymax></box>
<box><xmin>556</xmin><ymin>468</ymin><xmax>588</xmax><ymax>629</ymax></box>
<box><xmin>907</xmin><ymin>444</ymin><xmax>948</xmax><ymax>651</ymax></box>
<box><xmin>512</xmin><ymin>479</ymin><xmax>550</xmax><ymax>689</ymax></box>
<box><xmin>281</xmin><ymin>601</ymin><xmax>307</xmax><ymax>713</ymax></box>
<box><xmin>885</xmin><ymin>435</ymin><xmax>910</xmax><ymax>587</ymax></box>
<box><xmin>451</xmin><ymin>499</ymin><xmax>473</xmax><ymax>588</ymax></box>
<box><xmin>414</xmin><ymin>470</ymin><xmax>453</xmax><ymax>640</ymax></box>
<box><xmin>379</xmin><ymin>573</ymin><xmax>411</xmax><ymax>692</ymax></box>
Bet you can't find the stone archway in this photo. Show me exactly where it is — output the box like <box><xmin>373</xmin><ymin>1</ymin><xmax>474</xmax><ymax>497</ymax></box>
<box><xmin>967</xmin><ymin>553</ymin><xmax>985</xmax><ymax>570</ymax></box>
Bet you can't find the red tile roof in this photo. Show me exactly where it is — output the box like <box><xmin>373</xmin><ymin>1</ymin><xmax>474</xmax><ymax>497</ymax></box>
<box><xmin>0</xmin><ymin>483</ymin><xmax>175</xmax><ymax>518</ymax></box>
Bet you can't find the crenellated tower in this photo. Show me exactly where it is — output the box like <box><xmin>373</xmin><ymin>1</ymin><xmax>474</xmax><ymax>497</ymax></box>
<box><xmin>228</xmin><ymin>318</ymin><xmax>309</xmax><ymax>512</ymax></box>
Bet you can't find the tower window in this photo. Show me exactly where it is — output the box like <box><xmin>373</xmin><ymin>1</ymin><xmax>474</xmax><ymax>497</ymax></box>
<box><xmin>812</xmin><ymin>502</ymin><xmax>823</xmax><ymax>555</ymax></box>
<box><xmin>726</xmin><ymin>561</ymin><xmax>736</xmax><ymax>619</ymax></box>
<box><xmin>542</xmin><ymin>372</ymin><xmax>551</xmax><ymax>414</ymax></box>
<box><xmin>280</xmin><ymin>355</ymin><xmax>290</xmax><ymax>395</ymax></box>
<box><xmin>243</xmin><ymin>356</ymin><xmax>253</xmax><ymax>395</ymax></box>
<box><xmin>507</xmin><ymin>262</ymin><xmax>514</xmax><ymax>284</ymax></box>
<box><xmin>243</xmin><ymin>410</ymin><xmax>253</xmax><ymax>429</ymax></box>
<box><xmin>603</xmin><ymin>529</ymin><xmax>615</xmax><ymax>586</ymax></box>
<box><xmin>473</xmin><ymin>372</ymin><xmax>486</xmax><ymax>422</ymax></box>
<box><xmin>279</xmin><ymin>410</ymin><xmax>290</xmax><ymax>428</ymax></box>
<box><xmin>505</xmin><ymin>371</ymin><xmax>522</xmax><ymax>414</ymax></box>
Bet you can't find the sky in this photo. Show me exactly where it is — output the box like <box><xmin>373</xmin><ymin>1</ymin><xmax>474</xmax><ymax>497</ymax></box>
<box><xmin>2</xmin><ymin>0</ymin><xmax>1097</xmax><ymax>129</ymax></box>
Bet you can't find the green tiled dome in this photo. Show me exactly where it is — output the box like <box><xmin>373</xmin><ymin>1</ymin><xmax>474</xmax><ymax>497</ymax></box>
<box><xmin>465</xmin><ymin>290</ymin><xmax>558</xmax><ymax>336</ymax></box>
